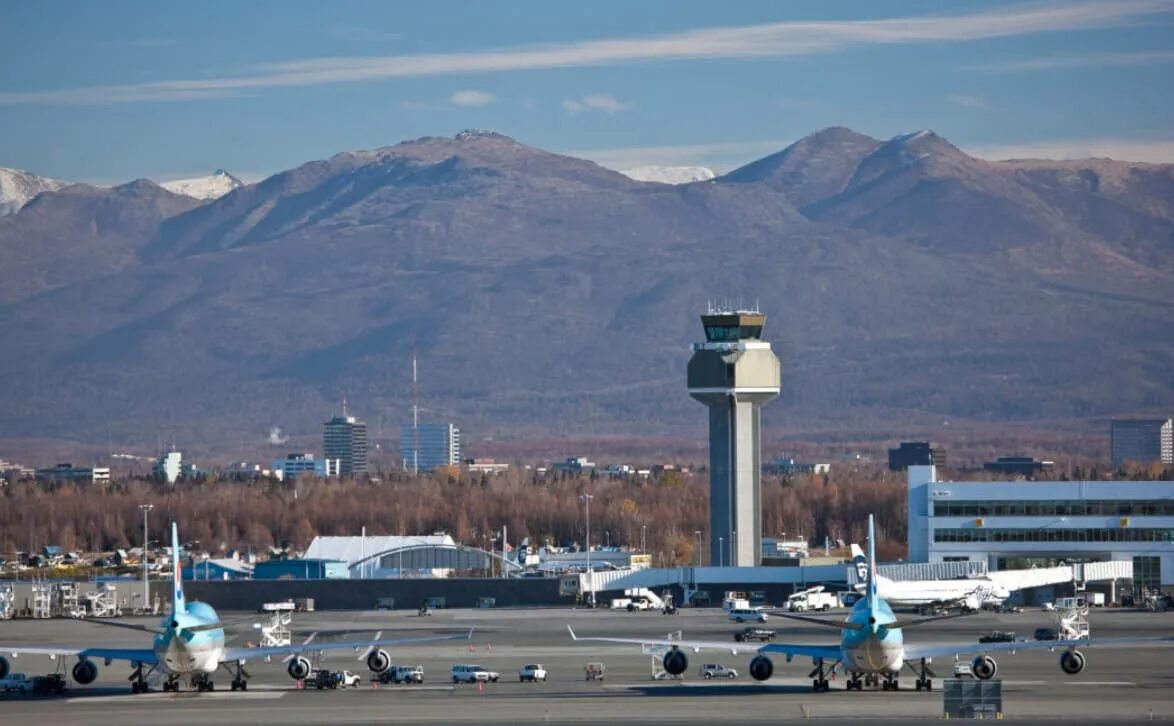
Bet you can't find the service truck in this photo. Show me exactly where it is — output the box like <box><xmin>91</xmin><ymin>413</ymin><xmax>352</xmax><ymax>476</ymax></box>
<box><xmin>785</xmin><ymin>586</ymin><xmax>837</xmax><ymax>612</ymax></box>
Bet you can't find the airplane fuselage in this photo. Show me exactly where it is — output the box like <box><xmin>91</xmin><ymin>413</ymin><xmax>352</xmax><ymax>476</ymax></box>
<box><xmin>152</xmin><ymin>603</ymin><xmax>225</xmax><ymax>676</ymax></box>
<box><xmin>838</xmin><ymin>596</ymin><xmax>904</xmax><ymax>674</ymax></box>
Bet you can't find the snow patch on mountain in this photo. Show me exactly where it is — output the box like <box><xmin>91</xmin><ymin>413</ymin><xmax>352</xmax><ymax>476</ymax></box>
<box><xmin>619</xmin><ymin>165</ymin><xmax>716</xmax><ymax>185</ymax></box>
<box><xmin>0</xmin><ymin>167</ymin><xmax>67</xmax><ymax>216</ymax></box>
<box><xmin>160</xmin><ymin>169</ymin><xmax>244</xmax><ymax>200</ymax></box>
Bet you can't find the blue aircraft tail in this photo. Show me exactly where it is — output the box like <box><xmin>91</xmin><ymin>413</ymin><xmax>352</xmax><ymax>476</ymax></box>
<box><xmin>866</xmin><ymin>514</ymin><xmax>880</xmax><ymax>614</ymax></box>
<box><xmin>171</xmin><ymin>522</ymin><xmax>186</xmax><ymax>615</ymax></box>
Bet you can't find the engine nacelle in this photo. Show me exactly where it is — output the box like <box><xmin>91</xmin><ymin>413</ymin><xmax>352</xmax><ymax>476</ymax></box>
<box><xmin>366</xmin><ymin>649</ymin><xmax>391</xmax><ymax>674</ymax></box>
<box><xmin>662</xmin><ymin>648</ymin><xmax>688</xmax><ymax>676</ymax></box>
<box><xmin>749</xmin><ymin>655</ymin><xmax>774</xmax><ymax>681</ymax></box>
<box><xmin>972</xmin><ymin>655</ymin><xmax>998</xmax><ymax>680</ymax></box>
<box><xmin>287</xmin><ymin>656</ymin><xmax>312</xmax><ymax>680</ymax></box>
<box><xmin>1060</xmin><ymin>649</ymin><xmax>1085</xmax><ymax>675</ymax></box>
<box><xmin>0</xmin><ymin>656</ymin><xmax>9</xmax><ymax>680</ymax></box>
<box><xmin>72</xmin><ymin>659</ymin><xmax>98</xmax><ymax>684</ymax></box>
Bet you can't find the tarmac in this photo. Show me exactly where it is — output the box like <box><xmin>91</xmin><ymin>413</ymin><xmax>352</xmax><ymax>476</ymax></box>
<box><xmin>1</xmin><ymin>606</ymin><xmax>1172</xmax><ymax>724</ymax></box>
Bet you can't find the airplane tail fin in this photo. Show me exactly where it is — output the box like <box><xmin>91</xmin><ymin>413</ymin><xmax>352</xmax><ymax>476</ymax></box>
<box><xmin>850</xmin><ymin>543</ymin><xmax>868</xmax><ymax>584</ymax></box>
<box><xmin>866</xmin><ymin>514</ymin><xmax>880</xmax><ymax>614</ymax></box>
<box><xmin>171</xmin><ymin>521</ymin><xmax>186</xmax><ymax>615</ymax></box>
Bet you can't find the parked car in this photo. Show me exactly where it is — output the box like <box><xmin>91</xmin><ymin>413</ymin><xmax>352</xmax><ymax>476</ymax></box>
<box><xmin>519</xmin><ymin>664</ymin><xmax>548</xmax><ymax>682</ymax></box>
<box><xmin>700</xmin><ymin>664</ymin><xmax>738</xmax><ymax>679</ymax></box>
<box><xmin>978</xmin><ymin>631</ymin><xmax>1018</xmax><ymax>644</ymax></box>
<box><xmin>451</xmin><ymin>664</ymin><xmax>499</xmax><ymax>683</ymax></box>
<box><xmin>378</xmin><ymin>665</ymin><xmax>424</xmax><ymax>684</ymax></box>
<box><xmin>733</xmin><ymin>627</ymin><xmax>776</xmax><ymax>643</ymax></box>
<box><xmin>1034</xmin><ymin>628</ymin><xmax>1059</xmax><ymax>641</ymax></box>
<box><xmin>728</xmin><ymin>608</ymin><xmax>768</xmax><ymax>624</ymax></box>
<box><xmin>0</xmin><ymin>673</ymin><xmax>33</xmax><ymax>692</ymax></box>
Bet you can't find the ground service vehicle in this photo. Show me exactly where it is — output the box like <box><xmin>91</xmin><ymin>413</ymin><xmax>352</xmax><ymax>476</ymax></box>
<box><xmin>978</xmin><ymin>631</ymin><xmax>1018</xmax><ymax>644</ymax></box>
<box><xmin>32</xmin><ymin>675</ymin><xmax>67</xmax><ymax>695</ymax></box>
<box><xmin>786</xmin><ymin>587</ymin><xmax>838</xmax><ymax>612</ymax></box>
<box><xmin>379</xmin><ymin>666</ymin><xmax>423</xmax><ymax>684</ymax></box>
<box><xmin>734</xmin><ymin>628</ymin><xmax>776</xmax><ymax>642</ymax></box>
<box><xmin>585</xmin><ymin>662</ymin><xmax>605</xmax><ymax>680</ymax></box>
<box><xmin>451</xmin><ymin>664</ymin><xmax>499</xmax><ymax>683</ymax></box>
<box><xmin>519</xmin><ymin>664</ymin><xmax>548</xmax><ymax>682</ymax></box>
<box><xmin>1034</xmin><ymin>628</ymin><xmax>1059</xmax><ymax>641</ymax></box>
<box><xmin>728</xmin><ymin>608</ymin><xmax>768</xmax><ymax>623</ymax></box>
<box><xmin>700</xmin><ymin>664</ymin><xmax>738</xmax><ymax>679</ymax></box>
<box><xmin>0</xmin><ymin>673</ymin><xmax>32</xmax><ymax>692</ymax></box>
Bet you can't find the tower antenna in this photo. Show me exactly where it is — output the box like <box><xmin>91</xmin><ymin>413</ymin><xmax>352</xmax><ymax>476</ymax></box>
<box><xmin>412</xmin><ymin>340</ymin><xmax>419</xmax><ymax>476</ymax></box>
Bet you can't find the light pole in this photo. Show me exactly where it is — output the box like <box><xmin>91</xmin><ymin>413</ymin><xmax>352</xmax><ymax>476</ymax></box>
<box><xmin>580</xmin><ymin>493</ymin><xmax>594</xmax><ymax>606</ymax></box>
<box><xmin>605</xmin><ymin>530</ymin><xmax>610</xmax><ymax>549</ymax></box>
<box><xmin>719</xmin><ymin>536</ymin><xmax>724</xmax><ymax>567</ymax></box>
<box><xmin>641</xmin><ymin>524</ymin><xmax>647</xmax><ymax>555</ymax></box>
<box><xmin>694</xmin><ymin>530</ymin><xmax>702</xmax><ymax>566</ymax></box>
<box><xmin>139</xmin><ymin>504</ymin><xmax>154</xmax><ymax>613</ymax></box>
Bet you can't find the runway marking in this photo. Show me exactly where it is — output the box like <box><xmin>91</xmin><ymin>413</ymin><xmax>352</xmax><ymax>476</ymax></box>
<box><xmin>1062</xmin><ymin>681</ymin><xmax>1136</xmax><ymax>686</ymax></box>
<box><xmin>66</xmin><ymin>691</ymin><xmax>286</xmax><ymax>703</ymax></box>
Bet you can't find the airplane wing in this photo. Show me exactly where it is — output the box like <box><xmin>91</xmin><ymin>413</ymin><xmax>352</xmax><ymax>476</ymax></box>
<box><xmin>0</xmin><ymin>644</ymin><xmax>158</xmax><ymax>664</ymax></box>
<box><xmin>221</xmin><ymin>628</ymin><xmax>474</xmax><ymax>663</ymax></box>
<box><xmin>567</xmin><ymin>626</ymin><xmax>841</xmax><ymax>661</ymax></box>
<box><xmin>905</xmin><ymin>635</ymin><xmax>1174</xmax><ymax>661</ymax></box>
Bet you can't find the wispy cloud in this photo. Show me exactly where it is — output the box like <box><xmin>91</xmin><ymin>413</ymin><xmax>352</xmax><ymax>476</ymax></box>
<box><xmin>562</xmin><ymin>94</ymin><xmax>626</xmax><ymax>114</ymax></box>
<box><xmin>1</xmin><ymin>1</ymin><xmax>1168</xmax><ymax>105</ymax></box>
<box><xmin>568</xmin><ymin>139</ymin><xmax>791</xmax><ymax>173</ymax></box>
<box><xmin>967</xmin><ymin>137</ymin><xmax>1174</xmax><ymax>163</ymax></box>
<box><xmin>449</xmin><ymin>89</ymin><xmax>497</xmax><ymax>107</ymax></box>
<box><xmin>965</xmin><ymin>48</ymin><xmax>1174</xmax><ymax>72</ymax></box>
<box><xmin>948</xmin><ymin>93</ymin><xmax>987</xmax><ymax>109</ymax></box>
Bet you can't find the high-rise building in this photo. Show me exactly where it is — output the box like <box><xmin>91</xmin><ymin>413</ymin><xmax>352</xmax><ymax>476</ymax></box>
<box><xmin>323</xmin><ymin>415</ymin><xmax>368</xmax><ymax>477</ymax></box>
<box><xmin>401</xmin><ymin>423</ymin><xmax>460</xmax><ymax>473</ymax></box>
<box><xmin>1111</xmin><ymin>419</ymin><xmax>1173</xmax><ymax>468</ymax></box>
<box><xmin>888</xmin><ymin>441</ymin><xmax>947</xmax><ymax>471</ymax></box>
<box><xmin>687</xmin><ymin>309</ymin><xmax>780</xmax><ymax>567</ymax></box>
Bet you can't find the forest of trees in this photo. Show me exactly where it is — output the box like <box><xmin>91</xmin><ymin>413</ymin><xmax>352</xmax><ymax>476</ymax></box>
<box><xmin>0</xmin><ymin>467</ymin><xmax>913</xmax><ymax>564</ymax></box>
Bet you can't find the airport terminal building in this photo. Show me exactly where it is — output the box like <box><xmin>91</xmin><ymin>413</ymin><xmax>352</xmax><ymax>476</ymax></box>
<box><xmin>907</xmin><ymin>465</ymin><xmax>1174</xmax><ymax>591</ymax></box>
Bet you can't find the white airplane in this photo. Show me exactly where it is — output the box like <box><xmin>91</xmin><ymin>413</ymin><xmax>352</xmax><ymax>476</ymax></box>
<box><xmin>0</xmin><ymin>522</ymin><xmax>472</xmax><ymax>693</ymax></box>
<box><xmin>848</xmin><ymin>544</ymin><xmax>1010</xmax><ymax>611</ymax></box>
<box><xmin>569</xmin><ymin>515</ymin><xmax>1174</xmax><ymax>692</ymax></box>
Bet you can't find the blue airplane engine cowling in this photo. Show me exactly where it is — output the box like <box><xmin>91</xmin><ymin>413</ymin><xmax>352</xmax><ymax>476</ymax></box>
<box><xmin>186</xmin><ymin>601</ymin><xmax>218</xmax><ymax>623</ymax></box>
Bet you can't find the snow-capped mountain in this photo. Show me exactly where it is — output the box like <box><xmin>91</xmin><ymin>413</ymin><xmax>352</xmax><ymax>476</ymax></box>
<box><xmin>619</xmin><ymin>165</ymin><xmax>716</xmax><ymax>184</ymax></box>
<box><xmin>160</xmin><ymin>169</ymin><xmax>244</xmax><ymax>200</ymax></box>
<box><xmin>0</xmin><ymin>167</ymin><xmax>66</xmax><ymax>216</ymax></box>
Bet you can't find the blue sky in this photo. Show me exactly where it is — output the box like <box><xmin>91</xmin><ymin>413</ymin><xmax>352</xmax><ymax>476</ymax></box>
<box><xmin>2</xmin><ymin>0</ymin><xmax>1172</xmax><ymax>183</ymax></box>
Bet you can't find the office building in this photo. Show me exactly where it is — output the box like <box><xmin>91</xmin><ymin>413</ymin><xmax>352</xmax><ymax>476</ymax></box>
<box><xmin>273</xmin><ymin>453</ymin><xmax>340</xmax><ymax>481</ymax></box>
<box><xmin>323</xmin><ymin>415</ymin><xmax>368</xmax><ymax>477</ymax></box>
<box><xmin>907</xmin><ymin>465</ymin><xmax>1174</xmax><ymax>589</ymax></box>
<box><xmin>687</xmin><ymin>308</ymin><xmax>781</xmax><ymax>566</ymax></box>
<box><xmin>888</xmin><ymin>441</ymin><xmax>947</xmax><ymax>471</ymax></box>
<box><xmin>35</xmin><ymin>463</ymin><xmax>111</xmax><ymax>485</ymax></box>
<box><xmin>1111</xmin><ymin>418</ymin><xmax>1173</xmax><ymax>468</ymax></box>
<box><xmin>982</xmin><ymin>456</ymin><xmax>1054</xmax><ymax>477</ymax></box>
<box><xmin>401</xmin><ymin>423</ymin><xmax>460</xmax><ymax>473</ymax></box>
<box><xmin>153</xmin><ymin>451</ymin><xmax>182</xmax><ymax>483</ymax></box>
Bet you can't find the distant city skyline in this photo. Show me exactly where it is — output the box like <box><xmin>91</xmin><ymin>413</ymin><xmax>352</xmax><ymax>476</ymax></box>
<box><xmin>2</xmin><ymin>1</ymin><xmax>1172</xmax><ymax>182</ymax></box>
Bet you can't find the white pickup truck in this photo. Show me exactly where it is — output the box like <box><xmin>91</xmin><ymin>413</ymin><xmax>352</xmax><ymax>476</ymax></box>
<box><xmin>519</xmin><ymin>664</ymin><xmax>548</xmax><ymax>682</ymax></box>
<box><xmin>0</xmin><ymin>673</ymin><xmax>34</xmax><ymax>692</ymax></box>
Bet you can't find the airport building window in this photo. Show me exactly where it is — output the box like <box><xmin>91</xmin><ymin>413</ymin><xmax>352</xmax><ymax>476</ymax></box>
<box><xmin>933</xmin><ymin>499</ymin><xmax>1174</xmax><ymax>517</ymax></box>
<box><xmin>933</xmin><ymin>528</ymin><xmax>1174</xmax><ymax>543</ymax></box>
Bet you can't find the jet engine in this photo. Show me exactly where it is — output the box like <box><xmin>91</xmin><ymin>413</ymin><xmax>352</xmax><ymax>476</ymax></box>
<box><xmin>0</xmin><ymin>656</ymin><xmax>9</xmax><ymax>679</ymax></box>
<box><xmin>366</xmin><ymin>649</ymin><xmax>392</xmax><ymax>674</ymax></box>
<box><xmin>749</xmin><ymin>655</ymin><xmax>774</xmax><ymax>681</ymax></box>
<box><xmin>287</xmin><ymin>656</ymin><xmax>313</xmax><ymax>680</ymax></box>
<box><xmin>662</xmin><ymin>648</ymin><xmax>688</xmax><ymax>676</ymax></box>
<box><xmin>72</xmin><ymin>659</ymin><xmax>98</xmax><ymax>684</ymax></box>
<box><xmin>972</xmin><ymin>655</ymin><xmax>998</xmax><ymax>680</ymax></box>
<box><xmin>1060</xmin><ymin>650</ymin><xmax>1085</xmax><ymax>675</ymax></box>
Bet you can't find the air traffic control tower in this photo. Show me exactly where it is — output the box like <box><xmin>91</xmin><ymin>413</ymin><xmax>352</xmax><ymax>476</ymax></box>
<box><xmin>688</xmin><ymin>309</ymin><xmax>780</xmax><ymax>567</ymax></box>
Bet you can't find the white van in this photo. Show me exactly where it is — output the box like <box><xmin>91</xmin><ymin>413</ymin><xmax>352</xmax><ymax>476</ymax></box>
<box><xmin>728</xmin><ymin>607</ymin><xmax>767</xmax><ymax>623</ymax></box>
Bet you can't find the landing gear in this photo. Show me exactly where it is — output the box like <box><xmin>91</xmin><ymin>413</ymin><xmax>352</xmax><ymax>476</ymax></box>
<box><xmin>193</xmin><ymin>674</ymin><xmax>215</xmax><ymax>692</ymax></box>
<box><xmin>881</xmin><ymin>675</ymin><xmax>899</xmax><ymax>691</ymax></box>
<box><xmin>808</xmin><ymin>658</ymin><xmax>833</xmax><ymax>692</ymax></box>
<box><xmin>129</xmin><ymin>662</ymin><xmax>151</xmax><ymax>694</ymax></box>
<box><xmin>906</xmin><ymin>658</ymin><xmax>935</xmax><ymax>691</ymax></box>
<box><xmin>846</xmin><ymin>672</ymin><xmax>863</xmax><ymax>691</ymax></box>
<box><xmin>223</xmin><ymin>660</ymin><xmax>250</xmax><ymax>692</ymax></box>
<box><xmin>162</xmin><ymin>677</ymin><xmax>180</xmax><ymax>692</ymax></box>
